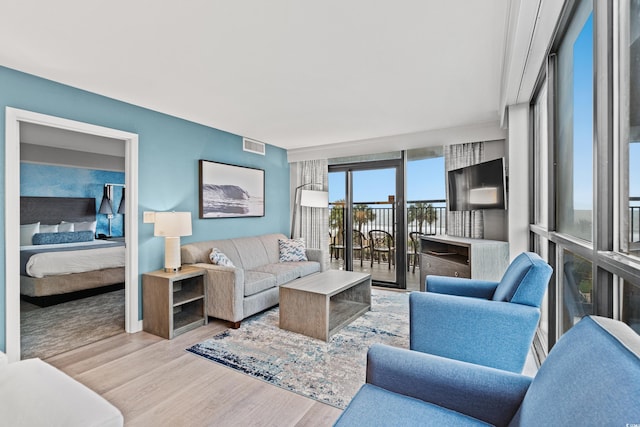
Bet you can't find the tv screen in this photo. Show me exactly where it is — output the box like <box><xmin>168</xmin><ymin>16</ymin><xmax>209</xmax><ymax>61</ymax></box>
<box><xmin>447</xmin><ymin>158</ymin><xmax>507</xmax><ymax>211</ymax></box>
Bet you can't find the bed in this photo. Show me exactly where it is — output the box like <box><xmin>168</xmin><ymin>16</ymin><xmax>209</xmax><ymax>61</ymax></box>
<box><xmin>20</xmin><ymin>196</ymin><xmax>126</xmax><ymax>304</ymax></box>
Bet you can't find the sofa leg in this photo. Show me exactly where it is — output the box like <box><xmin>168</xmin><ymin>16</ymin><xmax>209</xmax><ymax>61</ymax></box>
<box><xmin>230</xmin><ymin>321</ymin><xmax>241</xmax><ymax>329</ymax></box>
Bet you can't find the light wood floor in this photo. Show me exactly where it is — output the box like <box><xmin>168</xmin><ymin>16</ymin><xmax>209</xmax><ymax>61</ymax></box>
<box><xmin>45</xmin><ymin>320</ymin><xmax>343</xmax><ymax>426</ymax></box>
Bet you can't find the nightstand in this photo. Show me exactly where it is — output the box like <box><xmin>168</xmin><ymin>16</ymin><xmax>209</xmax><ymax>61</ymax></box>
<box><xmin>142</xmin><ymin>265</ymin><xmax>207</xmax><ymax>339</ymax></box>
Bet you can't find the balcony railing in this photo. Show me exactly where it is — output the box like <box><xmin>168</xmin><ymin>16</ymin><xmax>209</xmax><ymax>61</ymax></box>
<box><xmin>631</xmin><ymin>197</ymin><xmax>640</xmax><ymax>244</ymax></box>
<box><xmin>329</xmin><ymin>199</ymin><xmax>447</xmax><ymax>239</ymax></box>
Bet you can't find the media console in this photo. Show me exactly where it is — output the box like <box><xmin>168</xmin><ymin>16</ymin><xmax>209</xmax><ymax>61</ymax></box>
<box><xmin>419</xmin><ymin>235</ymin><xmax>509</xmax><ymax>291</ymax></box>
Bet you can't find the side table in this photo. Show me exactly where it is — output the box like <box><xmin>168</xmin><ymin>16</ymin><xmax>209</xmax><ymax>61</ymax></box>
<box><xmin>142</xmin><ymin>265</ymin><xmax>207</xmax><ymax>339</ymax></box>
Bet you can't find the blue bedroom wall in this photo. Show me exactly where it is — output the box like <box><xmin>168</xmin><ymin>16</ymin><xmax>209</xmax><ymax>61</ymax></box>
<box><xmin>21</xmin><ymin>163</ymin><xmax>125</xmax><ymax>237</ymax></box>
<box><xmin>0</xmin><ymin>66</ymin><xmax>291</xmax><ymax>352</ymax></box>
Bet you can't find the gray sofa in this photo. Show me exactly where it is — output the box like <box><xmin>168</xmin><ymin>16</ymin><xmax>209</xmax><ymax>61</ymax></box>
<box><xmin>181</xmin><ymin>233</ymin><xmax>323</xmax><ymax>327</ymax></box>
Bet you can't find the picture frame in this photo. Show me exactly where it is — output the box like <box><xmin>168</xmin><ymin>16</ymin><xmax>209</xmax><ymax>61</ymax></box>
<box><xmin>199</xmin><ymin>160</ymin><xmax>265</xmax><ymax>218</ymax></box>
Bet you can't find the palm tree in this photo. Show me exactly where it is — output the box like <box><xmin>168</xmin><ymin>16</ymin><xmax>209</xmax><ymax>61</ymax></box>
<box><xmin>353</xmin><ymin>204</ymin><xmax>376</xmax><ymax>232</ymax></box>
<box><xmin>408</xmin><ymin>202</ymin><xmax>438</xmax><ymax>233</ymax></box>
<box><xmin>329</xmin><ymin>199</ymin><xmax>346</xmax><ymax>241</ymax></box>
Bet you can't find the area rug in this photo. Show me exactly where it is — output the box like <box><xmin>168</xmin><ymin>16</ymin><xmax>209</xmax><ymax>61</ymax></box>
<box><xmin>21</xmin><ymin>289</ymin><xmax>125</xmax><ymax>360</ymax></box>
<box><xmin>186</xmin><ymin>289</ymin><xmax>409</xmax><ymax>409</ymax></box>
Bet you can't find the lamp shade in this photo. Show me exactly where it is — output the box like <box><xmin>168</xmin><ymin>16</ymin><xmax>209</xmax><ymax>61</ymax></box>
<box><xmin>98</xmin><ymin>187</ymin><xmax>113</xmax><ymax>214</ymax></box>
<box><xmin>117</xmin><ymin>188</ymin><xmax>125</xmax><ymax>214</ymax></box>
<box><xmin>300</xmin><ymin>189</ymin><xmax>329</xmax><ymax>208</ymax></box>
<box><xmin>154</xmin><ymin>212</ymin><xmax>192</xmax><ymax>237</ymax></box>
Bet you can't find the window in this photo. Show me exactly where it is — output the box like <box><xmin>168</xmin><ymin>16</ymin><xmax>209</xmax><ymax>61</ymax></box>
<box><xmin>561</xmin><ymin>250</ymin><xmax>593</xmax><ymax>333</ymax></box>
<box><xmin>622</xmin><ymin>279</ymin><xmax>640</xmax><ymax>334</ymax></box>
<box><xmin>556</xmin><ymin>0</ymin><xmax>594</xmax><ymax>242</ymax></box>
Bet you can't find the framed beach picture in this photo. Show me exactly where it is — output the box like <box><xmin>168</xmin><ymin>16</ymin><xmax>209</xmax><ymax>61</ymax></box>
<box><xmin>199</xmin><ymin>160</ymin><xmax>265</xmax><ymax>218</ymax></box>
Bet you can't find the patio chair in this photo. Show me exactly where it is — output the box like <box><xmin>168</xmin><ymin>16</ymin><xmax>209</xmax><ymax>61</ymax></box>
<box><xmin>406</xmin><ymin>231</ymin><xmax>421</xmax><ymax>273</ymax></box>
<box><xmin>329</xmin><ymin>230</ymin><xmax>345</xmax><ymax>261</ymax></box>
<box><xmin>368</xmin><ymin>230</ymin><xmax>395</xmax><ymax>269</ymax></box>
<box><xmin>352</xmin><ymin>229</ymin><xmax>366</xmax><ymax>267</ymax></box>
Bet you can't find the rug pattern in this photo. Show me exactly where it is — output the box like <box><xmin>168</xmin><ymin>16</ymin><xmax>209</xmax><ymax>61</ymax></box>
<box><xmin>187</xmin><ymin>289</ymin><xmax>409</xmax><ymax>408</ymax></box>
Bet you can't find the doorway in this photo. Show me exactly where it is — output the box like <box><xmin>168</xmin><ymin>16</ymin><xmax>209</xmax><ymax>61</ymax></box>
<box><xmin>5</xmin><ymin>107</ymin><xmax>140</xmax><ymax>362</ymax></box>
<box><xmin>329</xmin><ymin>158</ymin><xmax>407</xmax><ymax>289</ymax></box>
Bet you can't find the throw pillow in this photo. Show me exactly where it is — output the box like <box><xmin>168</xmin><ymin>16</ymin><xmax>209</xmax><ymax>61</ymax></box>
<box><xmin>279</xmin><ymin>238</ymin><xmax>308</xmax><ymax>262</ymax></box>
<box><xmin>32</xmin><ymin>231</ymin><xmax>95</xmax><ymax>245</ymax></box>
<box><xmin>209</xmin><ymin>248</ymin><xmax>235</xmax><ymax>267</ymax></box>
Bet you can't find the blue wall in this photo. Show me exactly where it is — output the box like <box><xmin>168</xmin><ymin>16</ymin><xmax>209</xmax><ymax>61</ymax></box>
<box><xmin>0</xmin><ymin>66</ymin><xmax>291</xmax><ymax>351</ymax></box>
<box><xmin>21</xmin><ymin>163</ymin><xmax>125</xmax><ymax>237</ymax></box>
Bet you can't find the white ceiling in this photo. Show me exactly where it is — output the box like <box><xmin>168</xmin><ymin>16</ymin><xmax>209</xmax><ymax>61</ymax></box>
<box><xmin>0</xmin><ymin>1</ymin><xmax>547</xmax><ymax>152</ymax></box>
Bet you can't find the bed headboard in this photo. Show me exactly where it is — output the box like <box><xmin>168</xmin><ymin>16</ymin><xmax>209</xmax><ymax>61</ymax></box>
<box><xmin>20</xmin><ymin>197</ymin><xmax>97</xmax><ymax>225</ymax></box>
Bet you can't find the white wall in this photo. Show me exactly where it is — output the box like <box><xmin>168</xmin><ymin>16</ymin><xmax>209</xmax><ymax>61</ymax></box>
<box><xmin>507</xmin><ymin>103</ymin><xmax>531</xmax><ymax>259</ymax></box>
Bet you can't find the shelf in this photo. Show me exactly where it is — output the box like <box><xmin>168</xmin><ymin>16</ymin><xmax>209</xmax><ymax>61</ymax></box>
<box><xmin>173</xmin><ymin>288</ymin><xmax>205</xmax><ymax>307</ymax></box>
<box><xmin>174</xmin><ymin>311</ymin><xmax>206</xmax><ymax>336</ymax></box>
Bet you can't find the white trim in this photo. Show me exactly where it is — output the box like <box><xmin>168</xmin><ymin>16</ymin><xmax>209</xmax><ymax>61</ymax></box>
<box><xmin>4</xmin><ymin>107</ymin><xmax>141</xmax><ymax>362</ymax></box>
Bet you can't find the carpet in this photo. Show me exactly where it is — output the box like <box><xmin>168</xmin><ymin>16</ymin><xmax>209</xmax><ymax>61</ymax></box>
<box><xmin>21</xmin><ymin>289</ymin><xmax>125</xmax><ymax>360</ymax></box>
<box><xmin>186</xmin><ymin>289</ymin><xmax>409</xmax><ymax>409</ymax></box>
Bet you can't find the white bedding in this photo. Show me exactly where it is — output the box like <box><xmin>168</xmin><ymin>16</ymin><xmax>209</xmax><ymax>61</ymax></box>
<box><xmin>22</xmin><ymin>240</ymin><xmax>125</xmax><ymax>278</ymax></box>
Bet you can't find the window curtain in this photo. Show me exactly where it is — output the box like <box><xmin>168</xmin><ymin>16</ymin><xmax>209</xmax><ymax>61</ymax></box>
<box><xmin>293</xmin><ymin>159</ymin><xmax>329</xmax><ymax>268</ymax></box>
<box><xmin>446</xmin><ymin>142</ymin><xmax>485</xmax><ymax>238</ymax></box>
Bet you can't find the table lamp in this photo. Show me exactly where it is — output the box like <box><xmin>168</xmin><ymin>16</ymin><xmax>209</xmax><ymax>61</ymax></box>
<box><xmin>154</xmin><ymin>211</ymin><xmax>192</xmax><ymax>272</ymax></box>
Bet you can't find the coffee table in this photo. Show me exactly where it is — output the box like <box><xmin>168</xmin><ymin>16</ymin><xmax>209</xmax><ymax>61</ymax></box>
<box><xmin>279</xmin><ymin>270</ymin><xmax>371</xmax><ymax>341</ymax></box>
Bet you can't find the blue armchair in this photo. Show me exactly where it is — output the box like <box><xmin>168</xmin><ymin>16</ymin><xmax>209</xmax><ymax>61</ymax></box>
<box><xmin>334</xmin><ymin>315</ymin><xmax>640</xmax><ymax>426</ymax></box>
<box><xmin>410</xmin><ymin>252</ymin><xmax>552</xmax><ymax>373</ymax></box>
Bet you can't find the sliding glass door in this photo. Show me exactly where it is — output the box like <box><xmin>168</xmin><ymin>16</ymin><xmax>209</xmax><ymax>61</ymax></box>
<box><xmin>329</xmin><ymin>159</ymin><xmax>406</xmax><ymax>288</ymax></box>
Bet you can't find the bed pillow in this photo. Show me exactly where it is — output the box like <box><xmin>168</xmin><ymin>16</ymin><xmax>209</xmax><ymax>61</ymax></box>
<box><xmin>62</xmin><ymin>220</ymin><xmax>96</xmax><ymax>234</ymax></box>
<box><xmin>20</xmin><ymin>222</ymin><xmax>40</xmax><ymax>246</ymax></box>
<box><xmin>40</xmin><ymin>224</ymin><xmax>59</xmax><ymax>233</ymax></box>
<box><xmin>209</xmin><ymin>248</ymin><xmax>235</xmax><ymax>267</ymax></box>
<box><xmin>278</xmin><ymin>238</ymin><xmax>308</xmax><ymax>262</ymax></box>
<box><xmin>58</xmin><ymin>222</ymin><xmax>74</xmax><ymax>232</ymax></box>
<box><xmin>32</xmin><ymin>231</ymin><xmax>95</xmax><ymax>245</ymax></box>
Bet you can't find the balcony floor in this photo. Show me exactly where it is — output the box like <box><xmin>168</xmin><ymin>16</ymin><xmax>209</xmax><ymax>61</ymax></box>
<box><xmin>329</xmin><ymin>257</ymin><xmax>421</xmax><ymax>291</ymax></box>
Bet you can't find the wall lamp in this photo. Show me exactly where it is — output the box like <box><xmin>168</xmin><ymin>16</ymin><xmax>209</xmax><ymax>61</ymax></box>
<box><xmin>99</xmin><ymin>183</ymin><xmax>126</xmax><ymax>236</ymax></box>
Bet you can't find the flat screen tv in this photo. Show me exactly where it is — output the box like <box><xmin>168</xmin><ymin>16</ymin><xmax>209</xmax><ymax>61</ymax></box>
<box><xmin>447</xmin><ymin>158</ymin><xmax>507</xmax><ymax>211</ymax></box>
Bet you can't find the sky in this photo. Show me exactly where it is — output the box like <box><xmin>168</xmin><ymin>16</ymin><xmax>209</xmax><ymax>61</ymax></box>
<box><xmin>328</xmin><ymin>157</ymin><xmax>445</xmax><ymax>205</ymax></box>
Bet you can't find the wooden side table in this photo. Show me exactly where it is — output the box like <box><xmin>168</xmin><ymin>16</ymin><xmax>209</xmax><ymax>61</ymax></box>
<box><xmin>142</xmin><ymin>265</ymin><xmax>207</xmax><ymax>339</ymax></box>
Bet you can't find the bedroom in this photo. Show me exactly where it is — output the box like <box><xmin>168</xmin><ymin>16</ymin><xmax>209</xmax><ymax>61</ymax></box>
<box><xmin>19</xmin><ymin>122</ymin><xmax>128</xmax><ymax>359</ymax></box>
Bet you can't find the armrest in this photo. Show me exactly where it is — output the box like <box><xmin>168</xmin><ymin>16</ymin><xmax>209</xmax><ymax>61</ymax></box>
<box><xmin>194</xmin><ymin>263</ymin><xmax>245</xmax><ymax>322</ymax></box>
<box><xmin>305</xmin><ymin>248</ymin><xmax>325</xmax><ymax>271</ymax></box>
<box><xmin>426</xmin><ymin>275</ymin><xmax>497</xmax><ymax>299</ymax></box>
<box><xmin>410</xmin><ymin>291</ymin><xmax>540</xmax><ymax>373</ymax></box>
<box><xmin>366</xmin><ymin>344</ymin><xmax>531</xmax><ymax>427</ymax></box>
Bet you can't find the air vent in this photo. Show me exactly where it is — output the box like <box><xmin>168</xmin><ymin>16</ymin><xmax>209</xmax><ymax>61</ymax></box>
<box><xmin>243</xmin><ymin>137</ymin><xmax>265</xmax><ymax>155</ymax></box>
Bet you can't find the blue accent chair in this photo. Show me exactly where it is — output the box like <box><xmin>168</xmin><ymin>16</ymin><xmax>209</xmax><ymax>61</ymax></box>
<box><xmin>410</xmin><ymin>252</ymin><xmax>552</xmax><ymax>373</ymax></box>
<box><xmin>334</xmin><ymin>315</ymin><xmax>640</xmax><ymax>426</ymax></box>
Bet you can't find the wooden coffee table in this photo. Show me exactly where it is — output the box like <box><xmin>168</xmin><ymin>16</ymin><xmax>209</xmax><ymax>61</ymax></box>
<box><xmin>279</xmin><ymin>270</ymin><xmax>371</xmax><ymax>341</ymax></box>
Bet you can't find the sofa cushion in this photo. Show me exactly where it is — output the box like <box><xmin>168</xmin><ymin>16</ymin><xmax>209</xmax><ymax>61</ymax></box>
<box><xmin>259</xmin><ymin>233</ymin><xmax>289</xmax><ymax>264</ymax></box>
<box><xmin>250</xmin><ymin>263</ymin><xmax>301</xmax><ymax>286</ymax></box>
<box><xmin>335</xmin><ymin>384</ymin><xmax>490</xmax><ymax>427</ymax></box>
<box><xmin>233</xmin><ymin>236</ymin><xmax>271</xmax><ymax>270</ymax></box>
<box><xmin>278</xmin><ymin>238</ymin><xmax>308</xmax><ymax>262</ymax></box>
<box><xmin>244</xmin><ymin>270</ymin><xmax>277</xmax><ymax>297</ymax></box>
<box><xmin>294</xmin><ymin>261</ymin><xmax>322</xmax><ymax>277</ymax></box>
